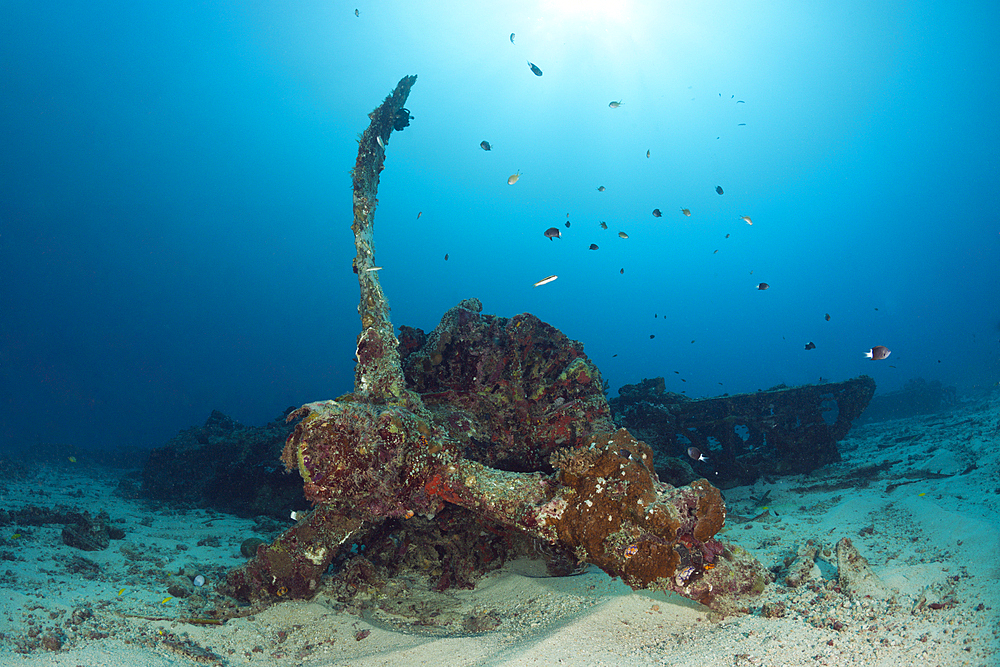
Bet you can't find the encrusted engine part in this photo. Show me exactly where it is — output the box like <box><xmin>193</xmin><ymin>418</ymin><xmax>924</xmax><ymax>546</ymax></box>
<box><xmin>400</xmin><ymin>298</ymin><xmax>615</xmax><ymax>471</ymax></box>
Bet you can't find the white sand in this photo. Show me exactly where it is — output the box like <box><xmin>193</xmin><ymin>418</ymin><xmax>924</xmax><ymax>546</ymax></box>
<box><xmin>1</xmin><ymin>391</ymin><xmax>997</xmax><ymax>666</ymax></box>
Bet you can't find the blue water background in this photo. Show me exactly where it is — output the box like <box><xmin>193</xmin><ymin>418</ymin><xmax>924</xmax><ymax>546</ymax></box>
<box><xmin>2</xmin><ymin>0</ymin><xmax>998</xmax><ymax>452</ymax></box>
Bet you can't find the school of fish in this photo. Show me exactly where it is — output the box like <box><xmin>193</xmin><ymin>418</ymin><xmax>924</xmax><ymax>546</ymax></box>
<box><xmin>372</xmin><ymin>34</ymin><xmax>892</xmax><ymax>403</ymax></box>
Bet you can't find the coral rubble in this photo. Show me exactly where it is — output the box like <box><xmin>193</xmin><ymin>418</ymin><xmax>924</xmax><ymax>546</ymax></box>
<box><xmin>0</xmin><ymin>507</ymin><xmax>125</xmax><ymax>551</ymax></box>
<box><xmin>836</xmin><ymin>536</ymin><xmax>896</xmax><ymax>602</ymax></box>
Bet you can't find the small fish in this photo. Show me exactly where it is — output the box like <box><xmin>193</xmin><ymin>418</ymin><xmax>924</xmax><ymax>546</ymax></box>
<box><xmin>534</xmin><ymin>275</ymin><xmax>558</xmax><ymax>287</ymax></box>
<box><xmin>597</xmin><ymin>185</ymin><xmax>606</xmax><ymax>192</ymax></box>
<box><xmin>510</xmin><ymin>32</ymin><xmax>515</xmax><ymax>44</ymax></box>
<box><xmin>805</xmin><ymin>341</ymin><xmax>816</xmax><ymax>350</ymax></box>
<box><xmin>416</xmin><ymin>211</ymin><xmax>422</xmax><ymax>219</ymax></box>
<box><xmin>624</xmin><ymin>544</ymin><xmax>638</xmax><ymax>558</ymax></box>
<box><xmin>716</xmin><ymin>185</ymin><xmax>724</xmax><ymax>195</ymax></box>
<box><xmin>738</xmin><ymin>123</ymin><xmax>746</xmax><ymax>126</ymax></box>
<box><xmin>687</xmin><ymin>447</ymin><xmax>708</xmax><ymax>462</ymax></box>
<box><xmin>725</xmin><ymin>233</ymin><xmax>730</xmax><ymax>238</ymax></box>
<box><xmin>355</xmin><ymin>9</ymin><xmax>359</xmax><ymax>17</ymax></box>
<box><xmin>618</xmin><ymin>231</ymin><xmax>629</xmax><ymax>239</ymax></box>
<box><xmin>652</xmin><ymin>209</ymin><xmax>662</xmax><ymax>218</ymax></box>
<box><xmin>737</xmin><ymin>100</ymin><xmax>745</xmax><ymax>103</ymax></box>
<box><xmin>68</xmin><ymin>456</ymin><xmax>77</xmax><ymax>463</ymax></box>
<box><xmin>161</xmin><ymin>597</ymin><xmax>173</xmax><ymax>604</ymax></box>
<box><xmin>508</xmin><ymin>171</ymin><xmax>521</xmax><ymax>185</ymax></box>
<box><xmin>713</xmin><ymin>249</ymin><xmax>718</xmax><ymax>254</ymax></box>
<box><xmin>599</xmin><ymin>221</ymin><xmax>608</xmax><ymax>230</ymax></box>
<box><xmin>825</xmin><ymin>313</ymin><xmax>831</xmax><ymax>321</ymax></box>
<box><xmin>649</xmin><ymin>334</ymin><xmax>655</xmax><ymax>339</ymax></box>
<box><xmin>444</xmin><ymin>253</ymin><xmax>449</xmax><ymax>261</ymax></box>
<box><xmin>646</xmin><ymin>149</ymin><xmax>651</xmax><ymax>158</ymax></box>
<box><xmin>680</xmin><ymin>208</ymin><xmax>691</xmax><ymax>216</ymax></box>
<box><xmin>544</xmin><ymin>227</ymin><xmax>561</xmax><ymax>240</ymax></box>
<box><xmin>290</xmin><ymin>510</ymin><xmax>307</xmax><ymax>521</ymax></box>
<box><xmin>865</xmin><ymin>346</ymin><xmax>891</xmax><ymax>360</ymax></box>
<box><xmin>117</xmin><ymin>587</ymin><xmax>126</xmax><ymax>596</ymax></box>
<box><xmin>741</xmin><ymin>215</ymin><xmax>752</xmax><ymax>225</ymax></box>
<box><xmin>589</xmin><ymin>244</ymin><xmax>599</xmax><ymax>250</ymax></box>
<box><xmin>376</xmin><ymin>135</ymin><xmax>384</xmax><ymax>148</ymax></box>
<box><xmin>527</xmin><ymin>61</ymin><xmax>543</xmax><ymax>76</ymax></box>
<box><xmin>564</xmin><ymin>221</ymin><xmax>570</xmax><ymax>228</ymax></box>
<box><xmin>365</xmin><ymin>266</ymin><xmax>383</xmax><ymax>272</ymax></box>
<box><xmin>620</xmin><ymin>268</ymin><xmax>624</xmax><ymax>274</ymax></box>
<box><xmin>756</xmin><ymin>282</ymin><xmax>769</xmax><ymax>290</ymax></box>
<box><xmin>480</xmin><ymin>140</ymin><xmax>491</xmax><ymax>151</ymax></box>
<box><xmin>609</xmin><ymin>100</ymin><xmax>623</xmax><ymax>108</ymax></box>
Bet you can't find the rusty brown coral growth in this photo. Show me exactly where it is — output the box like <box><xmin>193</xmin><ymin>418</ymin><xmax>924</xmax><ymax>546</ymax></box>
<box><xmin>543</xmin><ymin>429</ymin><xmax>768</xmax><ymax>614</ymax></box>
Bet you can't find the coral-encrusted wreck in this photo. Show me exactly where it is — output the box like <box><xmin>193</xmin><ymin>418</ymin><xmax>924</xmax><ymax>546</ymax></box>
<box><xmin>224</xmin><ymin>75</ymin><xmax>768</xmax><ymax>615</ymax></box>
<box><xmin>612</xmin><ymin>376</ymin><xmax>876</xmax><ymax>487</ymax></box>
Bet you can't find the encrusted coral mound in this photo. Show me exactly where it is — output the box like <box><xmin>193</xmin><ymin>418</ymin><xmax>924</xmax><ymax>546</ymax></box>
<box><xmin>549</xmin><ymin>429</ymin><xmax>769</xmax><ymax>615</ymax></box>
<box><xmin>400</xmin><ymin>298</ymin><xmax>614</xmax><ymax>471</ymax></box>
<box><xmin>280</xmin><ymin>400</ymin><xmax>451</xmax><ymax>519</ymax></box>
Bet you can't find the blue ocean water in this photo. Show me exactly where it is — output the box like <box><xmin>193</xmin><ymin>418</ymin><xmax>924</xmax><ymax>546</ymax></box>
<box><xmin>1</xmin><ymin>0</ymin><xmax>998</xmax><ymax>454</ymax></box>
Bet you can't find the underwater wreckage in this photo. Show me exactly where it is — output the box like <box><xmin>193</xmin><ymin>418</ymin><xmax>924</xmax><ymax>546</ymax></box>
<box><xmin>611</xmin><ymin>375</ymin><xmax>877</xmax><ymax>488</ymax></box>
<box><xmin>224</xmin><ymin>75</ymin><xmax>769</xmax><ymax>615</ymax></box>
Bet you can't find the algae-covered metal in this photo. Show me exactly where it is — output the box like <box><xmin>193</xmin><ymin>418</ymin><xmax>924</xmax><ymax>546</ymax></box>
<box><xmin>350</xmin><ymin>74</ymin><xmax>417</xmax><ymax>406</ymax></box>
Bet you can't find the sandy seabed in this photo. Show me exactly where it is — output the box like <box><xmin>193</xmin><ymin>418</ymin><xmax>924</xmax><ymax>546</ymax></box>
<box><xmin>1</xmin><ymin>393</ymin><xmax>998</xmax><ymax>667</ymax></box>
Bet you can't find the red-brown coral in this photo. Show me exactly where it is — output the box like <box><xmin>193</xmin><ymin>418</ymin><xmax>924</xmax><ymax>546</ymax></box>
<box><xmin>401</xmin><ymin>298</ymin><xmax>613</xmax><ymax>471</ymax></box>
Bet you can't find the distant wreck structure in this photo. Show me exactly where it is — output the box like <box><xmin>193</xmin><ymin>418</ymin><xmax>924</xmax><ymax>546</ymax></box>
<box><xmin>223</xmin><ymin>75</ymin><xmax>770</xmax><ymax>617</ymax></box>
<box><xmin>610</xmin><ymin>376</ymin><xmax>876</xmax><ymax>487</ymax></box>
<box><xmin>857</xmin><ymin>377</ymin><xmax>956</xmax><ymax>424</ymax></box>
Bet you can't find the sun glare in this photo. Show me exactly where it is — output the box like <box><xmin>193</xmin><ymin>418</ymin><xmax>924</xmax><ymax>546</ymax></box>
<box><xmin>543</xmin><ymin>0</ymin><xmax>634</xmax><ymax>24</ymax></box>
